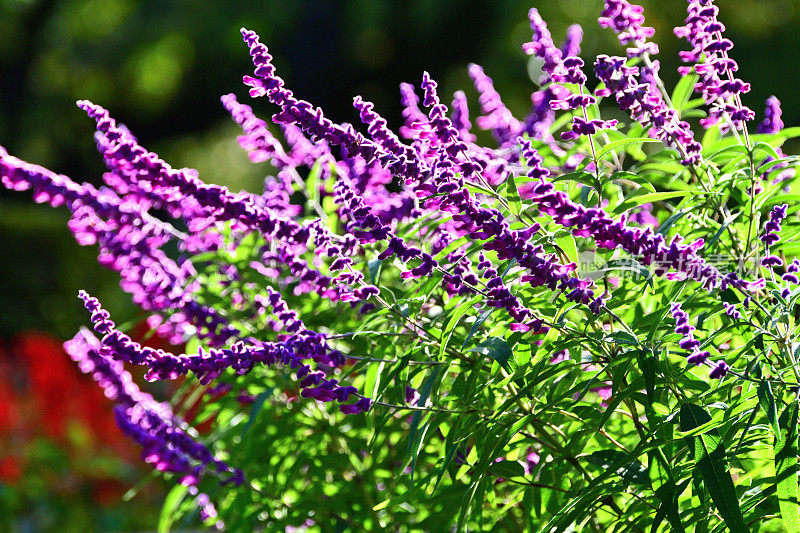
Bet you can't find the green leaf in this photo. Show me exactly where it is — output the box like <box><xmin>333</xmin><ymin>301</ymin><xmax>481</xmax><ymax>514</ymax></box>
<box><xmin>595</xmin><ymin>137</ymin><xmax>660</xmax><ymax>161</ymax></box>
<box><xmin>470</xmin><ymin>337</ymin><xmax>513</xmax><ymax>372</ymax></box>
<box><xmin>305</xmin><ymin>159</ymin><xmax>323</xmax><ymax>212</ymax></box>
<box><xmin>776</xmin><ymin>402</ymin><xmax>800</xmax><ymax>533</ymax></box>
<box><xmin>607</xmin><ymin>170</ymin><xmax>656</xmax><ymax>193</ymax></box>
<box><xmin>551</xmin><ymin>170</ymin><xmax>597</xmax><ymax>188</ymax></box>
<box><xmin>488</xmin><ymin>460</ymin><xmax>526</xmax><ymax>479</ymax></box>
<box><xmin>706</xmin><ymin>212</ymin><xmax>739</xmax><ymax>248</ymax></box>
<box><xmin>752</xmin><ymin>141</ymin><xmax>781</xmax><ymax>161</ymax></box>
<box><xmin>597</xmin><ymin>258</ymin><xmax>654</xmax><ymax>290</ymax></box>
<box><xmin>757</xmin><ymin>381</ymin><xmax>780</xmax><ymax>435</ymax></box>
<box><xmin>554</xmin><ymin>233</ymin><xmax>578</xmax><ymax>264</ymax></box>
<box><xmin>672</xmin><ymin>72</ymin><xmax>699</xmax><ymax>112</ymax></box>
<box><xmin>431</xmin><ymin>417</ymin><xmax>464</xmax><ymax>492</ymax></box>
<box><xmin>636</xmin><ymin>349</ymin><xmax>656</xmax><ymax>405</ymax></box>
<box><xmin>407</xmin><ymin>366</ymin><xmax>440</xmax><ymax>458</ymax></box>
<box><xmin>657</xmin><ymin>210</ymin><xmax>687</xmax><ymax>235</ymax></box>
<box><xmin>439</xmin><ymin>297</ymin><xmax>477</xmax><ymax>360</ymax></box>
<box><xmin>612</xmin><ymin>191</ymin><xmax>691</xmax><ymax>215</ymax></box>
<box><xmin>461</xmin><ymin>308</ymin><xmax>494</xmax><ymax>350</ymax></box>
<box><xmin>241</xmin><ymin>389</ymin><xmax>272</xmax><ymax>437</ymax></box>
<box><xmin>679</xmin><ymin>403</ymin><xmax>750</xmax><ymax>533</ymax></box>
<box><xmin>368</xmin><ymin>258</ymin><xmax>383</xmax><ymax>284</ymax></box>
<box><xmin>586</xmin><ymin>450</ymin><xmax>649</xmax><ymax>485</ymax></box>
<box><xmin>604</xmin><ymin>331</ymin><xmax>639</xmax><ymax>346</ymax></box>
<box><xmin>649</xmin><ymin>454</ymin><xmax>686</xmax><ymax>532</ymax></box>
<box><xmin>158</xmin><ymin>484</ymin><xmax>189</xmax><ymax>533</ymax></box>
<box><xmin>505</xmin><ymin>174</ymin><xmax>521</xmax><ymax>215</ymax></box>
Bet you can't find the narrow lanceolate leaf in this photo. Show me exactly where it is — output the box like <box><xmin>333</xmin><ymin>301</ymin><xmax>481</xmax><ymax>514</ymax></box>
<box><xmin>679</xmin><ymin>403</ymin><xmax>750</xmax><ymax>533</ymax></box>
<box><xmin>612</xmin><ymin>191</ymin><xmax>691</xmax><ymax>215</ymax></box>
<box><xmin>595</xmin><ymin>137</ymin><xmax>660</xmax><ymax>161</ymax></box>
<box><xmin>505</xmin><ymin>173</ymin><xmax>521</xmax><ymax>215</ymax></box>
<box><xmin>757</xmin><ymin>380</ymin><xmax>780</xmax><ymax>435</ymax></box>
<box><xmin>775</xmin><ymin>402</ymin><xmax>800</xmax><ymax>533</ymax></box>
<box><xmin>470</xmin><ymin>337</ymin><xmax>513</xmax><ymax>372</ymax></box>
<box><xmin>158</xmin><ymin>484</ymin><xmax>189</xmax><ymax>533</ymax></box>
<box><xmin>406</xmin><ymin>366</ymin><xmax>441</xmax><ymax>481</ymax></box>
<box><xmin>649</xmin><ymin>451</ymin><xmax>685</xmax><ymax>533</ymax></box>
<box><xmin>672</xmin><ymin>72</ymin><xmax>699</xmax><ymax>113</ymax></box>
<box><xmin>241</xmin><ymin>389</ymin><xmax>272</xmax><ymax>437</ymax></box>
<box><xmin>461</xmin><ymin>308</ymin><xmax>494</xmax><ymax>350</ymax></box>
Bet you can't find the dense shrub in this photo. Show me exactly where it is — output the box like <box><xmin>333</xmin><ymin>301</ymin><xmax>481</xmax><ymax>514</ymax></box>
<box><xmin>2</xmin><ymin>1</ymin><xmax>800</xmax><ymax>531</ymax></box>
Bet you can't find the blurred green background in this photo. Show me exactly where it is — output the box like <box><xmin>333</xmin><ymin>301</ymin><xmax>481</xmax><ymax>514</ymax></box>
<box><xmin>1</xmin><ymin>0</ymin><xmax>799</xmax><ymax>529</ymax></box>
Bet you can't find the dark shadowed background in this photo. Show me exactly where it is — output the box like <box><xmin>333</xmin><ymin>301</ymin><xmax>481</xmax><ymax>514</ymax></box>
<box><xmin>1</xmin><ymin>0</ymin><xmax>798</xmax><ymax>529</ymax></box>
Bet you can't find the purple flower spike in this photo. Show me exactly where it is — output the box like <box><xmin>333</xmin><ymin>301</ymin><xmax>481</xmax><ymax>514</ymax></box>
<box><xmin>340</xmin><ymin>397</ymin><xmax>372</xmax><ymax>415</ymax></box>
<box><xmin>64</xmin><ymin>329</ymin><xmax>243</xmax><ymax>493</ymax></box>
<box><xmin>671</xmin><ymin>303</ymin><xmax>718</xmax><ymax>369</ymax></box>
<box><xmin>78</xmin><ymin>291</ymin><xmax>368</xmax><ymax>412</ymax></box>
<box><xmin>709</xmin><ymin>360</ymin><xmax>730</xmax><ymax>379</ymax></box>
<box><xmin>760</xmin><ymin>204</ymin><xmax>788</xmax><ymax>247</ymax></box>
<box><xmin>675</xmin><ymin>0</ymin><xmax>754</xmax><ymax>131</ymax></box>
<box><xmin>755</xmin><ymin>97</ymin><xmax>795</xmax><ymax>183</ymax></box>
<box><xmin>722</xmin><ymin>302</ymin><xmax>741</xmax><ymax>320</ymax></box>
<box><xmin>468</xmin><ymin>64</ymin><xmax>521</xmax><ymax>144</ymax></box>
<box><xmin>560</xmin><ymin>24</ymin><xmax>583</xmax><ymax>58</ymax></box>
<box><xmin>450</xmin><ymin>90</ymin><xmax>474</xmax><ymax>142</ymax></box>
<box><xmin>523</xmin><ymin>9</ymin><xmax>563</xmax><ymax>76</ymax></box>
<box><xmin>560</xmin><ymin>117</ymin><xmax>618</xmax><ymax>141</ymax></box>
<box><xmin>782</xmin><ymin>273</ymin><xmax>799</xmax><ymax>285</ymax></box>
<box><xmin>519</xmin><ymin>156</ymin><xmax>753</xmax><ymax>292</ymax></box>
<box><xmin>594</xmin><ymin>55</ymin><xmax>702</xmax><ymax>166</ymax></box>
<box><xmin>758</xmin><ymin>96</ymin><xmax>784</xmax><ymax>134</ymax></box>
<box><xmin>598</xmin><ymin>0</ymin><xmax>658</xmax><ymax>57</ymax></box>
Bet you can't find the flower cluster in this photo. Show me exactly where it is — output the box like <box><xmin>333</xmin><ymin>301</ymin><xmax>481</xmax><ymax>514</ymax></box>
<box><xmin>598</xmin><ymin>0</ymin><xmax>658</xmax><ymax>57</ymax></box>
<box><xmin>594</xmin><ymin>55</ymin><xmax>703</xmax><ymax>166</ymax></box>
<box><xmin>524</xmin><ymin>10</ymin><xmax>618</xmax><ymax>142</ymax></box>
<box><xmin>468</xmin><ymin>64</ymin><xmax>521</xmax><ymax>145</ymax></box>
<box><xmin>671</xmin><ymin>303</ymin><xmax>729</xmax><ymax>378</ymax></box>
<box><xmin>761</xmin><ymin>204</ymin><xmax>789</xmax><ymax>248</ymax></box>
<box><xmin>63</xmin><ymin>328</ymin><xmax>240</xmax><ymax>527</ymax></box>
<box><xmin>242</xmin><ymin>28</ymin><xmax>605</xmax><ymax>321</ymax></box>
<box><xmin>756</xmin><ymin>96</ymin><xmax>795</xmax><ymax>184</ymax></box>
<box><xmin>0</xmin><ymin>147</ymin><xmax>238</xmax><ymax>347</ymax></box>
<box><xmin>518</xmin><ymin>157</ymin><xmax>758</xmax><ymax>295</ymax></box>
<box><xmin>675</xmin><ymin>0</ymin><xmax>754</xmax><ymax>130</ymax></box>
<box><xmin>79</xmin><ymin>290</ymin><xmax>370</xmax><ymax>414</ymax></box>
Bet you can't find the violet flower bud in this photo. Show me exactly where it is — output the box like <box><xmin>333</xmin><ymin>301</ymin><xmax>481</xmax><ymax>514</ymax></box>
<box><xmin>709</xmin><ymin>360</ymin><xmax>730</xmax><ymax>379</ymax></box>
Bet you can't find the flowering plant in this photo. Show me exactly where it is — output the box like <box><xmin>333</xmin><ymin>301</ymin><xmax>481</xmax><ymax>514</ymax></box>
<box><xmin>3</xmin><ymin>1</ymin><xmax>800</xmax><ymax>531</ymax></box>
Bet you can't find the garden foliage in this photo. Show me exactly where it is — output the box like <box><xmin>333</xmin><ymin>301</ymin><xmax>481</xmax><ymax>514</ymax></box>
<box><xmin>3</xmin><ymin>0</ymin><xmax>800</xmax><ymax>531</ymax></box>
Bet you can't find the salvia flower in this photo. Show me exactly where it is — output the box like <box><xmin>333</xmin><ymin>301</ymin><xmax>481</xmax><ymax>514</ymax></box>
<box><xmin>64</xmin><ymin>329</ymin><xmax>242</xmax><ymax>511</ymax></box>
<box><xmin>758</xmin><ymin>96</ymin><xmax>784</xmax><ymax>134</ymax></box>
<box><xmin>560</xmin><ymin>24</ymin><xmax>583</xmax><ymax>58</ymax></box>
<box><xmin>518</xmin><ymin>160</ymin><xmax>758</xmax><ymax>293</ymax></box>
<box><xmin>709</xmin><ymin>360</ymin><xmax>730</xmax><ymax>380</ymax></box>
<box><xmin>78</xmin><ymin>290</ymin><xmax>371</xmax><ymax>414</ymax></box>
<box><xmin>523</xmin><ymin>8</ymin><xmax>563</xmax><ymax>77</ymax></box>
<box><xmin>468</xmin><ymin>64</ymin><xmax>522</xmax><ymax>145</ymax></box>
<box><xmin>671</xmin><ymin>303</ymin><xmax>712</xmax><ymax>368</ymax></box>
<box><xmin>723</xmin><ymin>302</ymin><xmax>741</xmax><ymax>320</ymax></box>
<box><xmin>760</xmin><ymin>204</ymin><xmax>788</xmax><ymax>247</ymax></box>
<box><xmin>675</xmin><ymin>0</ymin><xmax>754</xmax><ymax>130</ymax></box>
<box><xmin>594</xmin><ymin>54</ymin><xmax>703</xmax><ymax>166</ymax></box>
<box><xmin>560</xmin><ymin>116</ymin><xmax>618</xmax><ymax>141</ymax></box>
<box><xmin>755</xmin><ymin>96</ymin><xmax>795</xmax><ymax>184</ymax></box>
<box><xmin>598</xmin><ymin>0</ymin><xmax>658</xmax><ymax>57</ymax></box>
